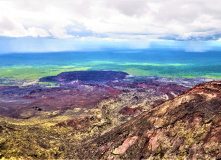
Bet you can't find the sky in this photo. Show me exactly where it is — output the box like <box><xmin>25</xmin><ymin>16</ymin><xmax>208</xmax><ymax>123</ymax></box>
<box><xmin>0</xmin><ymin>0</ymin><xmax>221</xmax><ymax>53</ymax></box>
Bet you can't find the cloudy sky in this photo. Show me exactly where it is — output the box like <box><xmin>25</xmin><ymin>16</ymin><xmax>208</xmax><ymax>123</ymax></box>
<box><xmin>0</xmin><ymin>0</ymin><xmax>221</xmax><ymax>52</ymax></box>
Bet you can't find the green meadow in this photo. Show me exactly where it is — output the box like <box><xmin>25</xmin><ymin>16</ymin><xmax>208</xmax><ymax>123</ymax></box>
<box><xmin>0</xmin><ymin>66</ymin><xmax>91</xmax><ymax>80</ymax></box>
<box><xmin>0</xmin><ymin>61</ymin><xmax>221</xmax><ymax>86</ymax></box>
<box><xmin>86</xmin><ymin>62</ymin><xmax>221</xmax><ymax>79</ymax></box>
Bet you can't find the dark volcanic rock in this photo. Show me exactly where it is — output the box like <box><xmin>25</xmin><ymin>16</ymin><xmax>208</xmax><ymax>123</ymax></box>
<box><xmin>5</xmin><ymin>85</ymin><xmax>121</xmax><ymax>118</ymax></box>
<box><xmin>0</xmin><ymin>77</ymin><xmax>189</xmax><ymax>119</ymax></box>
<box><xmin>39</xmin><ymin>71</ymin><xmax>129</xmax><ymax>83</ymax></box>
<box><xmin>80</xmin><ymin>81</ymin><xmax>221</xmax><ymax>159</ymax></box>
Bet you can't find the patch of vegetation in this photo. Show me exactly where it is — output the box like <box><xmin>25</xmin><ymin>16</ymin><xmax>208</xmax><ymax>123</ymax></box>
<box><xmin>38</xmin><ymin>82</ymin><xmax>58</xmax><ymax>87</ymax></box>
<box><xmin>0</xmin><ymin>105</ymin><xmax>114</xmax><ymax>159</ymax></box>
<box><xmin>122</xmin><ymin>64</ymin><xmax>221</xmax><ymax>79</ymax></box>
<box><xmin>0</xmin><ymin>66</ymin><xmax>91</xmax><ymax>81</ymax></box>
<box><xmin>0</xmin><ymin>113</ymin><xmax>96</xmax><ymax>159</ymax></box>
<box><xmin>0</xmin><ymin>84</ymin><xmax>11</xmax><ymax>86</ymax></box>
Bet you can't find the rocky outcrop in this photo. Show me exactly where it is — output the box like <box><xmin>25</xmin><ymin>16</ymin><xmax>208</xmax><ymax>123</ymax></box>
<box><xmin>79</xmin><ymin>81</ymin><xmax>221</xmax><ymax>159</ymax></box>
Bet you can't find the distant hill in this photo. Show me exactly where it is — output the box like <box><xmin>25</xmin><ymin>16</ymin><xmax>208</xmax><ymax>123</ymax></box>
<box><xmin>80</xmin><ymin>81</ymin><xmax>221</xmax><ymax>159</ymax></box>
<box><xmin>39</xmin><ymin>71</ymin><xmax>129</xmax><ymax>83</ymax></box>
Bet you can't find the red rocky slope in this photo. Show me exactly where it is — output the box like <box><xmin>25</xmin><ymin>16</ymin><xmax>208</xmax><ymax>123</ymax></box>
<box><xmin>79</xmin><ymin>81</ymin><xmax>221</xmax><ymax>159</ymax></box>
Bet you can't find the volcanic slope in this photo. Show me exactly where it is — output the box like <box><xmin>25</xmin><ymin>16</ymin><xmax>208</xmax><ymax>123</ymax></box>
<box><xmin>79</xmin><ymin>81</ymin><xmax>221</xmax><ymax>159</ymax></box>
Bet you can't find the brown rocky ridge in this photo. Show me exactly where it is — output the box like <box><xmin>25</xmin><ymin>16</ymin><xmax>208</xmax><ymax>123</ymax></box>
<box><xmin>79</xmin><ymin>81</ymin><xmax>221</xmax><ymax>159</ymax></box>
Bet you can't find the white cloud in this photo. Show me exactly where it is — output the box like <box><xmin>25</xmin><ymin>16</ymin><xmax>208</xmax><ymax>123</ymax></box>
<box><xmin>0</xmin><ymin>0</ymin><xmax>221</xmax><ymax>40</ymax></box>
<box><xmin>105</xmin><ymin>0</ymin><xmax>149</xmax><ymax>16</ymax></box>
<box><xmin>0</xmin><ymin>17</ymin><xmax>27</xmax><ymax>37</ymax></box>
<box><xmin>27</xmin><ymin>27</ymin><xmax>50</xmax><ymax>37</ymax></box>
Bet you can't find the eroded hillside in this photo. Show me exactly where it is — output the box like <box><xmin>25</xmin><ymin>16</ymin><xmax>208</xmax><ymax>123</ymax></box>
<box><xmin>80</xmin><ymin>81</ymin><xmax>221</xmax><ymax>159</ymax></box>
